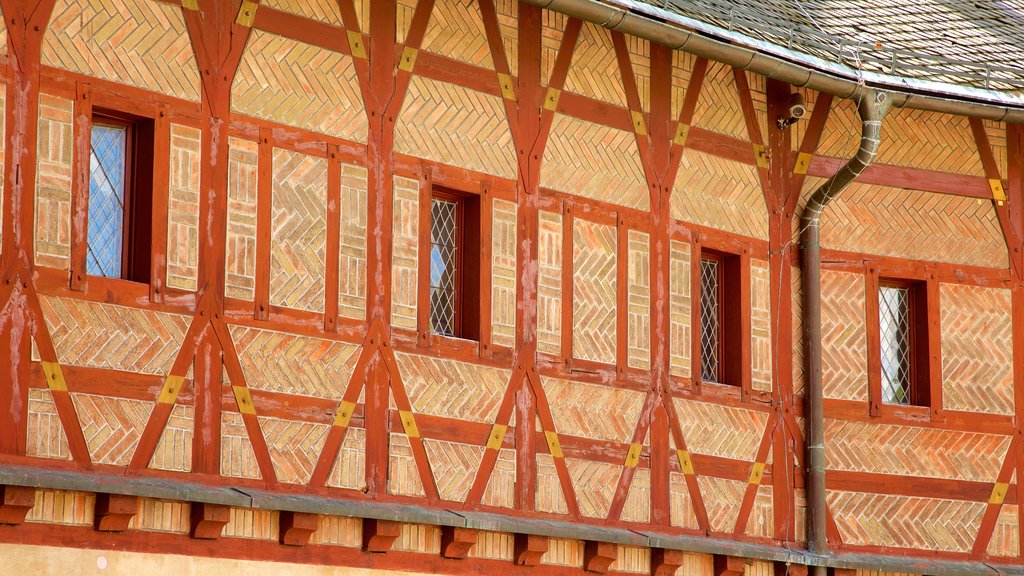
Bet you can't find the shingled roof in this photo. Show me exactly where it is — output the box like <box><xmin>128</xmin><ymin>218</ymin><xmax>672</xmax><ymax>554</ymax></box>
<box><xmin>617</xmin><ymin>0</ymin><xmax>1024</xmax><ymax>93</ymax></box>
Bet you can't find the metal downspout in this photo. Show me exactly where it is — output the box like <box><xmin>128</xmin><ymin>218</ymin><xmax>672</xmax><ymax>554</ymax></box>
<box><xmin>801</xmin><ymin>90</ymin><xmax>892</xmax><ymax>574</ymax></box>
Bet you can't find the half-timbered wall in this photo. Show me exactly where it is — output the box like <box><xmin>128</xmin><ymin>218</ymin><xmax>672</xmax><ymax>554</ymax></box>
<box><xmin>1</xmin><ymin>0</ymin><xmax>1022</xmax><ymax>574</ymax></box>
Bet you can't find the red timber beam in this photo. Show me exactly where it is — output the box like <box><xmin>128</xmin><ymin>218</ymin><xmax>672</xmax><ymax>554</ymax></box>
<box><xmin>968</xmin><ymin>121</ymin><xmax>1024</xmax><ymax>559</ymax></box>
<box><xmin>128</xmin><ymin>1</ymin><xmax>280</xmax><ymax>489</ymax></box>
<box><xmin>303</xmin><ymin>0</ymin><xmax>443</xmax><ymax>502</ymax></box>
<box><xmin>599</xmin><ymin>33</ymin><xmax>712</xmax><ymax>530</ymax></box>
<box><xmin>0</xmin><ymin>0</ymin><xmax>95</xmax><ymax>467</ymax></box>
<box><xmin>463</xmin><ymin>5</ymin><xmax>583</xmax><ymax>516</ymax></box>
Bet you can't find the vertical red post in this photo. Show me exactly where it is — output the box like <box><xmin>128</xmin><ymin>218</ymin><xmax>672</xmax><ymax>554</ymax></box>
<box><xmin>69</xmin><ymin>82</ymin><xmax>92</xmax><ymax>291</ymax></box>
<box><xmin>362</xmin><ymin>0</ymin><xmax>398</xmax><ymax>496</ymax></box>
<box><xmin>513</xmin><ymin>2</ymin><xmax>543</xmax><ymax>511</ymax></box>
<box><xmin>765</xmin><ymin>78</ymin><xmax>796</xmax><ymax>541</ymax></box>
<box><xmin>647</xmin><ymin>42</ymin><xmax>674</xmax><ymax>524</ymax></box>
<box><xmin>179</xmin><ymin>0</ymin><xmax>253</xmax><ymax>476</ymax></box>
<box><xmin>0</xmin><ymin>0</ymin><xmax>58</xmax><ymax>456</ymax></box>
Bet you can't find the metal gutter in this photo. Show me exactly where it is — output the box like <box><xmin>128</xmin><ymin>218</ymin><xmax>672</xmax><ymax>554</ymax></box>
<box><xmin>521</xmin><ymin>0</ymin><xmax>1024</xmax><ymax>122</ymax></box>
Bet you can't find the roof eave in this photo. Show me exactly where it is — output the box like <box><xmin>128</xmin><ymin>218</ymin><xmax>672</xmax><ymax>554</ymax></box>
<box><xmin>527</xmin><ymin>0</ymin><xmax>1024</xmax><ymax>122</ymax></box>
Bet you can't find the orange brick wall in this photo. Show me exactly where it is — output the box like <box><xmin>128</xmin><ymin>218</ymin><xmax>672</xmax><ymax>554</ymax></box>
<box><xmin>269</xmin><ymin>148</ymin><xmax>328</xmax><ymax>313</ymax></box>
<box><xmin>10</xmin><ymin>0</ymin><xmax>1024</xmax><ymax>569</ymax></box>
<box><xmin>34</xmin><ymin>93</ymin><xmax>72</xmax><ymax>270</ymax></box>
<box><xmin>166</xmin><ymin>124</ymin><xmax>200</xmax><ymax>291</ymax></box>
<box><xmin>572</xmin><ymin>218</ymin><xmax>617</xmax><ymax>364</ymax></box>
<box><xmin>43</xmin><ymin>0</ymin><xmax>201</xmax><ymax>101</ymax></box>
<box><xmin>232</xmin><ymin>30</ymin><xmax>367</xmax><ymax>143</ymax></box>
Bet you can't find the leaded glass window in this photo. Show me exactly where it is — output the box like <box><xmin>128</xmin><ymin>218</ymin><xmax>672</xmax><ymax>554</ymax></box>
<box><xmin>87</xmin><ymin>123</ymin><xmax>128</xmax><ymax>278</ymax></box>
<box><xmin>700</xmin><ymin>257</ymin><xmax>721</xmax><ymax>383</ymax></box>
<box><xmin>430</xmin><ymin>198</ymin><xmax>459</xmax><ymax>337</ymax></box>
<box><xmin>880</xmin><ymin>285</ymin><xmax>912</xmax><ymax>405</ymax></box>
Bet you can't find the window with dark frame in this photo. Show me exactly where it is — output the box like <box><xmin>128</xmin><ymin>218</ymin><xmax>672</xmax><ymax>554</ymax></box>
<box><xmin>87</xmin><ymin>111</ymin><xmax>154</xmax><ymax>283</ymax></box>
<box><xmin>428</xmin><ymin>189</ymin><xmax>480</xmax><ymax>341</ymax></box>
<box><xmin>699</xmin><ymin>249</ymin><xmax>741</xmax><ymax>386</ymax></box>
<box><xmin>878</xmin><ymin>279</ymin><xmax>930</xmax><ymax>407</ymax></box>
<box><xmin>699</xmin><ymin>255</ymin><xmax>723</xmax><ymax>383</ymax></box>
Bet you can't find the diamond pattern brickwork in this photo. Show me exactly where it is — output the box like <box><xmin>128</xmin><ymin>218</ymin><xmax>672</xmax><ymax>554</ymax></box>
<box><xmin>541</xmin><ymin>114</ymin><xmax>648</xmax><ymax>211</ymax></box>
<box><xmin>396</xmin><ymin>77</ymin><xmax>517</xmax><ymax>179</ymax></box>
<box><xmin>269</xmin><ymin>148</ymin><xmax>328</xmax><ymax>313</ymax></box>
<box><xmin>43</xmin><ymin>0</ymin><xmax>200</xmax><ymax>101</ymax></box>
<box><xmin>941</xmin><ymin>283</ymin><xmax>1014</xmax><ymax>415</ymax></box>
<box><xmin>572</xmin><ymin>218</ymin><xmax>617</xmax><ymax>364</ymax></box>
<box><xmin>233</xmin><ymin>30</ymin><xmax>367</xmax><ymax>143</ymax></box>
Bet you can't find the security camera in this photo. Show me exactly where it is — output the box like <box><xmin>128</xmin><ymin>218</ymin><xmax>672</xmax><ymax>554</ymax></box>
<box><xmin>777</xmin><ymin>93</ymin><xmax>808</xmax><ymax>129</ymax></box>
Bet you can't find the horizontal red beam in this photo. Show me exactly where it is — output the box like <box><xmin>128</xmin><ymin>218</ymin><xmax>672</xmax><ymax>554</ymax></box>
<box><xmin>806</xmin><ymin>154</ymin><xmax>997</xmax><ymax>199</ymax></box>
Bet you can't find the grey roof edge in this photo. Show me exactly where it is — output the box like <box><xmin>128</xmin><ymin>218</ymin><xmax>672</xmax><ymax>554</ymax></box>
<box><xmin>525</xmin><ymin>0</ymin><xmax>1024</xmax><ymax>122</ymax></box>
<box><xmin>4</xmin><ymin>464</ymin><xmax>1024</xmax><ymax>574</ymax></box>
